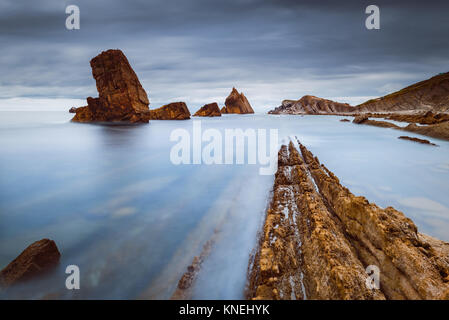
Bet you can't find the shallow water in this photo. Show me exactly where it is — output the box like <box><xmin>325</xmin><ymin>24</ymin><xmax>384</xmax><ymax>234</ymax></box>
<box><xmin>0</xmin><ymin>111</ymin><xmax>448</xmax><ymax>299</ymax></box>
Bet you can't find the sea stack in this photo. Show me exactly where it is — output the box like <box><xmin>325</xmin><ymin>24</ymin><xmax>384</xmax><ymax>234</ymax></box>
<box><xmin>0</xmin><ymin>239</ymin><xmax>61</xmax><ymax>287</ymax></box>
<box><xmin>193</xmin><ymin>102</ymin><xmax>221</xmax><ymax>117</ymax></box>
<box><xmin>148</xmin><ymin>102</ymin><xmax>191</xmax><ymax>120</ymax></box>
<box><xmin>71</xmin><ymin>49</ymin><xmax>151</xmax><ymax>123</ymax></box>
<box><xmin>221</xmin><ymin>88</ymin><xmax>254</xmax><ymax>114</ymax></box>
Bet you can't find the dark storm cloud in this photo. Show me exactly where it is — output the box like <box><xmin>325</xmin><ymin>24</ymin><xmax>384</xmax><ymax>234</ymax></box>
<box><xmin>0</xmin><ymin>0</ymin><xmax>448</xmax><ymax>111</ymax></box>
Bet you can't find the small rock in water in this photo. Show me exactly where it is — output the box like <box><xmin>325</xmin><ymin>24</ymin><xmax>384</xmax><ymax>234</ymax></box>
<box><xmin>0</xmin><ymin>239</ymin><xmax>61</xmax><ymax>287</ymax></box>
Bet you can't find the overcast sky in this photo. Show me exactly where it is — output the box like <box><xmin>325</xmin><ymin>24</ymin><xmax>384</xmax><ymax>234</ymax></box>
<box><xmin>1</xmin><ymin>0</ymin><xmax>448</xmax><ymax>112</ymax></box>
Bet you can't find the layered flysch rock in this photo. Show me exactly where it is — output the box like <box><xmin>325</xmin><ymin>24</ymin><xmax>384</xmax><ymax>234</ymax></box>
<box><xmin>247</xmin><ymin>140</ymin><xmax>449</xmax><ymax>300</ymax></box>
<box><xmin>0</xmin><ymin>239</ymin><xmax>61</xmax><ymax>287</ymax></box>
<box><xmin>71</xmin><ymin>49</ymin><xmax>150</xmax><ymax>123</ymax></box>
<box><xmin>193</xmin><ymin>102</ymin><xmax>221</xmax><ymax>117</ymax></box>
<box><xmin>268</xmin><ymin>95</ymin><xmax>354</xmax><ymax>115</ymax></box>
<box><xmin>221</xmin><ymin>88</ymin><xmax>254</xmax><ymax>114</ymax></box>
<box><xmin>148</xmin><ymin>102</ymin><xmax>191</xmax><ymax>120</ymax></box>
<box><xmin>355</xmin><ymin>72</ymin><xmax>449</xmax><ymax>112</ymax></box>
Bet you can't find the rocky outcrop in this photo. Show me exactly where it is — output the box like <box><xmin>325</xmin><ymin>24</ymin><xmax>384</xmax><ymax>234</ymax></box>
<box><xmin>0</xmin><ymin>239</ymin><xmax>61</xmax><ymax>287</ymax></box>
<box><xmin>71</xmin><ymin>49</ymin><xmax>150</xmax><ymax>123</ymax></box>
<box><xmin>355</xmin><ymin>72</ymin><xmax>449</xmax><ymax>113</ymax></box>
<box><xmin>148</xmin><ymin>102</ymin><xmax>191</xmax><ymax>120</ymax></box>
<box><xmin>398</xmin><ymin>136</ymin><xmax>437</xmax><ymax>146</ymax></box>
<box><xmin>247</xmin><ymin>140</ymin><xmax>449</xmax><ymax>300</ymax></box>
<box><xmin>352</xmin><ymin>116</ymin><xmax>400</xmax><ymax>129</ymax></box>
<box><xmin>221</xmin><ymin>88</ymin><xmax>254</xmax><ymax>114</ymax></box>
<box><xmin>69</xmin><ymin>107</ymin><xmax>78</xmax><ymax>113</ymax></box>
<box><xmin>403</xmin><ymin>122</ymin><xmax>449</xmax><ymax>141</ymax></box>
<box><xmin>193</xmin><ymin>103</ymin><xmax>221</xmax><ymax>117</ymax></box>
<box><xmin>352</xmin><ymin>116</ymin><xmax>449</xmax><ymax>141</ymax></box>
<box><xmin>268</xmin><ymin>96</ymin><xmax>354</xmax><ymax>115</ymax></box>
<box><xmin>340</xmin><ymin>119</ymin><xmax>350</xmax><ymax>122</ymax></box>
<box><xmin>386</xmin><ymin>111</ymin><xmax>449</xmax><ymax>125</ymax></box>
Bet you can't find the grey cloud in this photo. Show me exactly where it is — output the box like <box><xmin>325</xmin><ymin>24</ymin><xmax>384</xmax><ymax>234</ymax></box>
<box><xmin>0</xmin><ymin>0</ymin><xmax>448</xmax><ymax>111</ymax></box>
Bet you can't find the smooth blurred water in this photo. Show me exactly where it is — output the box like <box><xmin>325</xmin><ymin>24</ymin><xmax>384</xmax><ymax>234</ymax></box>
<box><xmin>0</xmin><ymin>111</ymin><xmax>448</xmax><ymax>299</ymax></box>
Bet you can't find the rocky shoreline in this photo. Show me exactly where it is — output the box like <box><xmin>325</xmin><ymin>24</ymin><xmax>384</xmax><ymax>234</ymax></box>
<box><xmin>247</xmin><ymin>140</ymin><xmax>449</xmax><ymax>300</ymax></box>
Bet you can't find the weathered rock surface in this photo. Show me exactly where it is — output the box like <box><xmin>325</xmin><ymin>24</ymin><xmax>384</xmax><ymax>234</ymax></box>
<box><xmin>268</xmin><ymin>96</ymin><xmax>354</xmax><ymax>115</ymax></box>
<box><xmin>68</xmin><ymin>107</ymin><xmax>78</xmax><ymax>113</ymax></box>
<box><xmin>71</xmin><ymin>49</ymin><xmax>150</xmax><ymax>123</ymax></box>
<box><xmin>403</xmin><ymin>122</ymin><xmax>449</xmax><ymax>141</ymax></box>
<box><xmin>0</xmin><ymin>239</ymin><xmax>61</xmax><ymax>287</ymax></box>
<box><xmin>247</xmin><ymin>141</ymin><xmax>449</xmax><ymax>300</ymax></box>
<box><xmin>355</xmin><ymin>72</ymin><xmax>449</xmax><ymax>112</ymax></box>
<box><xmin>386</xmin><ymin>111</ymin><xmax>449</xmax><ymax>125</ymax></box>
<box><xmin>148</xmin><ymin>102</ymin><xmax>191</xmax><ymax>120</ymax></box>
<box><xmin>193</xmin><ymin>102</ymin><xmax>221</xmax><ymax>117</ymax></box>
<box><xmin>352</xmin><ymin>116</ymin><xmax>449</xmax><ymax>141</ymax></box>
<box><xmin>398</xmin><ymin>136</ymin><xmax>437</xmax><ymax>146</ymax></box>
<box><xmin>220</xmin><ymin>106</ymin><xmax>227</xmax><ymax>114</ymax></box>
<box><xmin>222</xmin><ymin>88</ymin><xmax>254</xmax><ymax>114</ymax></box>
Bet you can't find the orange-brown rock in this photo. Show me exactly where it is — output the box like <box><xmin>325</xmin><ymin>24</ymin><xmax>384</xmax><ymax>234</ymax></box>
<box><xmin>398</xmin><ymin>136</ymin><xmax>437</xmax><ymax>146</ymax></box>
<box><xmin>193</xmin><ymin>102</ymin><xmax>221</xmax><ymax>117</ymax></box>
<box><xmin>0</xmin><ymin>239</ymin><xmax>61</xmax><ymax>287</ymax></box>
<box><xmin>71</xmin><ymin>49</ymin><xmax>150</xmax><ymax>123</ymax></box>
<box><xmin>222</xmin><ymin>88</ymin><xmax>254</xmax><ymax>114</ymax></box>
<box><xmin>247</xmin><ymin>140</ymin><xmax>449</xmax><ymax>300</ymax></box>
<box><xmin>148</xmin><ymin>102</ymin><xmax>191</xmax><ymax>120</ymax></box>
<box><xmin>220</xmin><ymin>106</ymin><xmax>227</xmax><ymax>114</ymax></box>
<box><xmin>355</xmin><ymin>72</ymin><xmax>449</xmax><ymax>112</ymax></box>
<box><xmin>386</xmin><ymin>111</ymin><xmax>449</xmax><ymax>125</ymax></box>
<box><xmin>268</xmin><ymin>96</ymin><xmax>354</xmax><ymax>115</ymax></box>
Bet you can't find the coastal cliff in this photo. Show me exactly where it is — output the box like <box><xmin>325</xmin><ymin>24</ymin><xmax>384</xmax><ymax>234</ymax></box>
<box><xmin>268</xmin><ymin>96</ymin><xmax>354</xmax><ymax>115</ymax></box>
<box><xmin>355</xmin><ymin>72</ymin><xmax>449</xmax><ymax>113</ymax></box>
<box><xmin>247</xmin><ymin>140</ymin><xmax>449</xmax><ymax>300</ymax></box>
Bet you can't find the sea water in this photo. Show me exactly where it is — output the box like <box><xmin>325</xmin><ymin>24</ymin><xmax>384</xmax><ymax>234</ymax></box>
<box><xmin>0</xmin><ymin>111</ymin><xmax>448</xmax><ymax>299</ymax></box>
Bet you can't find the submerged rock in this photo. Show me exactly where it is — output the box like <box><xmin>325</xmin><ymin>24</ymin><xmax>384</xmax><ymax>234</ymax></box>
<box><xmin>222</xmin><ymin>88</ymin><xmax>254</xmax><ymax>114</ymax></box>
<box><xmin>148</xmin><ymin>102</ymin><xmax>191</xmax><ymax>120</ymax></box>
<box><xmin>398</xmin><ymin>136</ymin><xmax>437</xmax><ymax>146</ymax></box>
<box><xmin>193</xmin><ymin>102</ymin><xmax>221</xmax><ymax>117</ymax></box>
<box><xmin>352</xmin><ymin>115</ymin><xmax>369</xmax><ymax>124</ymax></box>
<box><xmin>247</xmin><ymin>140</ymin><xmax>449</xmax><ymax>300</ymax></box>
<box><xmin>71</xmin><ymin>49</ymin><xmax>150</xmax><ymax>123</ymax></box>
<box><xmin>0</xmin><ymin>239</ymin><xmax>61</xmax><ymax>287</ymax></box>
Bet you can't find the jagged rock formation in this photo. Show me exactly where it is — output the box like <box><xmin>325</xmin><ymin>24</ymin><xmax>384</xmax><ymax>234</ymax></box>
<box><xmin>268</xmin><ymin>96</ymin><xmax>354</xmax><ymax>115</ymax></box>
<box><xmin>221</xmin><ymin>88</ymin><xmax>254</xmax><ymax>114</ymax></box>
<box><xmin>0</xmin><ymin>239</ymin><xmax>61</xmax><ymax>287</ymax></box>
<box><xmin>398</xmin><ymin>136</ymin><xmax>437</xmax><ymax>146</ymax></box>
<box><xmin>220</xmin><ymin>106</ymin><xmax>227</xmax><ymax>114</ymax></box>
<box><xmin>247</xmin><ymin>140</ymin><xmax>449</xmax><ymax>300</ymax></box>
<box><xmin>193</xmin><ymin>102</ymin><xmax>221</xmax><ymax>117</ymax></box>
<box><xmin>71</xmin><ymin>49</ymin><xmax>150</xmax><ymax>123</ymax></box>
<box><xmin>148</xmin><ymin>102</ymin><xmax>191</xmax><ymax>120</ymax></box>
<box><xmin>355</xmin><ymin>72</ymin><xmax>449</xmax><ymax>112</ymax></box>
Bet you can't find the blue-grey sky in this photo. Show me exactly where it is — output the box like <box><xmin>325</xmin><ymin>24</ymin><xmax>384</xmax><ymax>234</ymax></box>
<box><xmin>1</xmin><ymin>0</ymin><xmax>448</xmax><ymax>112</ymax></box>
